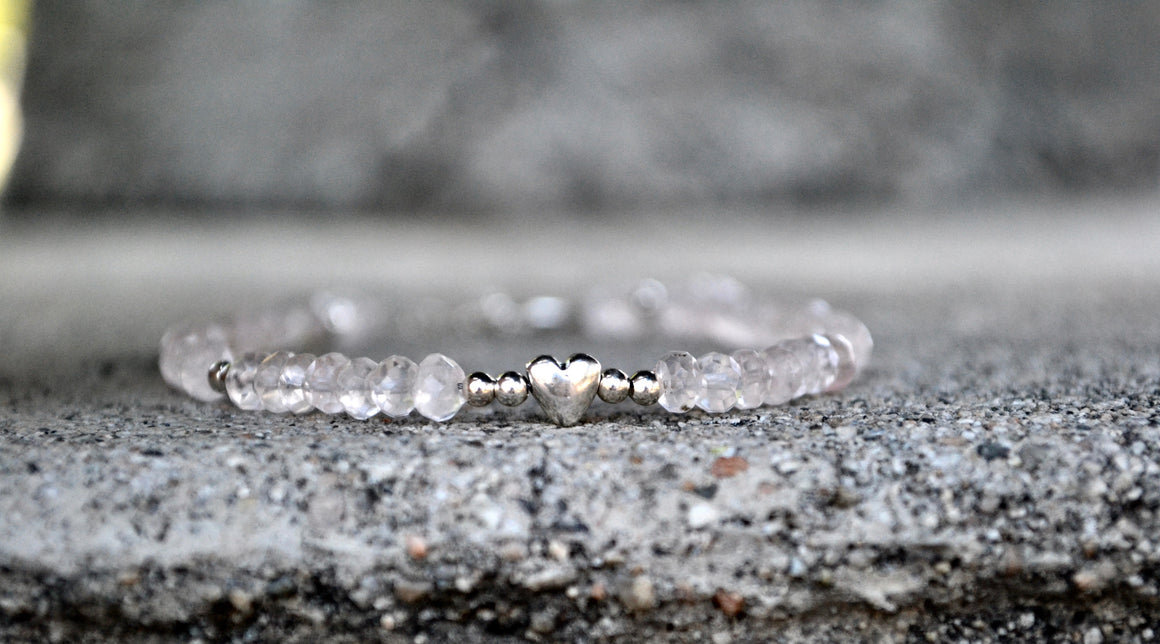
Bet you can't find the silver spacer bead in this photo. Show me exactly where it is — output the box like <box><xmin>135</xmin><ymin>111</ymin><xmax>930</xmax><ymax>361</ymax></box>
<box><xmin>629</xmin><ymin>370</ymin><xmax>661</xmax><ymax>406</ymax></box>
<box><xmin>465</xmin><ymin>372</ymin><xmax>497</xmax><ymax>407</ymax></box>
<box><xmin>208</xmin><ymin>360</ymin><xmax>231</xmax><ymax>394</ymax></box>
<box><xmin>597</xmin><ymin>368</ymin><xmax>631</xmax><ymax>404</ymax></box>
<box><xmin>495</xmin><ymin>371</ymin><xmax>529</xmax><ymax>406</ymax></box>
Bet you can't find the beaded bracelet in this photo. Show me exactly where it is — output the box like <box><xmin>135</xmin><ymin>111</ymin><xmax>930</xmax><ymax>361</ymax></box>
<box><xmin>160</xmin><ymin>277</ymin><xmax>871</xmax><ymax>427</ymax></box>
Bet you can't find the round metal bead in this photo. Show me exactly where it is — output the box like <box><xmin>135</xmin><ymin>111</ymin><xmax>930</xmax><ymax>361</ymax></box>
<box><xmin>208</xmin><ymin>360</ymin><xmax>231</xmax><ymax>394</ymax></box>
<box><xmin>597</xmin><ymin>368</ymin><xmax>631</xmax><ymax>404</ymax></box>
<box><xmin>495</xmin><ymin>371</ymin><xmax>529</xmax><ymax>406</ymax></box>
<box><xmin>465</xmin><ymin>372</ymin><xmax>497</xmax><ymax>407</ymax></box>
<box><xmin>629</xmin><ymin>370</ymin><xmax>661</xmax><ymax>406</ymax></box>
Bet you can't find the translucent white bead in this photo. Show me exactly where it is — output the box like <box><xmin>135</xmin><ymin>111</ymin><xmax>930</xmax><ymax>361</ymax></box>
<box><xmin>158</xmin><ymin>324</ymin><xmax>191</xmax><ymax>389</ymax></box>
<box><xmin>823</xmin><ymin>334</ymin><xmax>858</xmax><ymax>393</ymax></box>
<box><xmin>369</xmin><ymin>355</ymin><xmax>418</xmax><ymax>418</ymax></box>
<box><xmin>657</xmin><ymin>303</ymin><xmax>709</xmax><ymax>342</ymax></box>
<box><xmin>159</xmin><ymin>323</ymin><xmax>233</xmax><ymax>402</ymax></box>
<box><xmin>279</xmin><ymin>353</ymin><xmax>315</xmax><ymax>414</ymax></box>
<box><xmin>732</xmin><ymin>349</ymin><xmax>768</xmax><ymax>410</ymax></box>
<box><xmin>413</xmin><ymin>353</ymin><xmax>466</xmax><ymax>422</ymax></box>
<box><xmin>807</xmin><ymin>334</ymin><xmax>840</xmax><ymax>395</ymax></box>
<box><xmin>697</xmin><ymin>352</ymin><xmax>741</xmax><ymax>413</ymax></box>
<box><xmin>687</xmin><ymin>273</ymin><xmax>750</xmax><ymax>309</ymax></box>
<box><xmin>784</xmin><ymin>335</ymin><xmax>840</xmax><ymax>396</ymax></box>
<box><xmin>761</xmin><ymin>344</ymin><xmax>802</xmax><ymax>405</ymax></box>
<box><xmin>655</xmin><ymin>351</ymin><xmax>702</xmax><ymax>413</ymax></box>
<box><xmin>225</xmin><ymin>352</ymin><xmax>265</xmax><ymax>411</ymax></box>
<box><xmin>255</xmin><ymin>352</ymin><xmax>292</xmax><ymax>413</ymax></box>
<box><xmin>523</xmin><ymin>296</ymin><xmax>570</xmax><ymax>330</ymax></box>
<box><xmin>305</xmin><ymin>352</ymin><xmax>350</xmax><ymax>414</ymax></box>
<box><xmin>779</xmin><ymin>338</ymin><xmax>821</xmax><ymax>397</ymax></box>
<box><xmin>337</xmin><ymin>357</ymin><xmax>379</xmax><ymax>420</ymax></box>
<box><xmin>823</xmin><ymin>310</ymin><xmax>873</xmax><ymax>372</ymax></box>
<box><xmin>581</xmin><ymin>296</ymin><xmax>643</xmax><ymax>340</ymax></box>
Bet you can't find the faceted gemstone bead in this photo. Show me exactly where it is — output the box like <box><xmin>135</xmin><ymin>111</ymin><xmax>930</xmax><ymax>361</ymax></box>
<box><xmin>305</xmin><ymin>352</ymin><xmax>350</xmax><ymax>414</ymax></box>
<box><xmin>732</xmin><ymin>349</ymin><xmax>769</xmax><ymax>410</ymax></box>
<box><xmin>158</xmin><ymin>324</ymin><xmax>192</xmax><ymax>389</ymax></box>
<box><xmin>369</xmin><ymin>355</ymin><xmax>418</xmax><ymax>418</ymax></box>
<box><xmin>823</xmin><ymin>334</ymin><xmax>858</xmax><ymax>393</ymax></box>
<box><xmin>807</xmin><ymin>334</ymin><xmax>840</xmax><ymax>395</ymax></box>
<box><xmin>255</xmin><ymin>351</ymin><xmax>292</xmax><ymax>413</ymax></box>
<box><xmin>278</xmin><ymin>352</ymin><xmax>315</xmax><ymax>414</ymax></box>
<box><xmin>337</xmin><ymin>357</ymin><xmax>380</xmax><ymax>420</ymax></box>
<box><xmin>225</xmin><ymin>351</ymin><xmax>265</xmax><ymax>411</ymax></box>
<box><xmin>414</xmin><ymin>353</ymin><xmax>466</xmax><ymax>422</ymax></box>
<box><xmin>655</xmin><ymin>351</ymin><xmax>702</xmax><ymax>413</ymax></box>
<box><xmin>697</xmin><ymin>352</ymin><xmax>741</xmax><ymax>413</ymax></box>
<box><xmin>159</xmin><ymin>323</ymin><xmax>233</xmax><ymax>402</ymax></box>
<box><xmin>761</xmin><ymin>344</ymin><xmax>803</xmax><ymax>405</ymax></box>
<box><xmin>823</xmin><ymin>310</ymin><xmax>873</xmax><ymax>372</ymax></box>
<box><xmin>780</xmin><ymin>338</ymin><xmax>821</xmax><ymax>397</ymax></box>
<box><xmin>782</xmin><ymin>335</ymin><xmax>840</xmax><ymax>396</ymax></box>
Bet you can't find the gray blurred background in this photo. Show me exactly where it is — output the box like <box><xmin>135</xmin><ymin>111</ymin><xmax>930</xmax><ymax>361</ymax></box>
<box><xmin>5</xmin><ymin>1</ymin><xmax>1160</xmax><ymax>215</ymax></box>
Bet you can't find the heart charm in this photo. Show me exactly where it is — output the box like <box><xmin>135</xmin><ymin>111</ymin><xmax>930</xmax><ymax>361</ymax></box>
<box><xmin>526</xmin><ymin>354</ymin><xmax>602</xmax><ymax>426</ymax></box>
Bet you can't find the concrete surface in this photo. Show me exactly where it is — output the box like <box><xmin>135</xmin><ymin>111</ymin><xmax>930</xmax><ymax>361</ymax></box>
<box><xmin>1</xmin><ymin>199</ymin><xmax>1159</xmax><ymax>642</ymax></box>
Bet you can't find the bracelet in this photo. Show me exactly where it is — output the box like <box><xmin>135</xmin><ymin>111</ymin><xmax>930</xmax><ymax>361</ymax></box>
<box><xmin>159</xmin><ymin>277</ymin><xmax>872</xmax><ymax>427</ymax></box>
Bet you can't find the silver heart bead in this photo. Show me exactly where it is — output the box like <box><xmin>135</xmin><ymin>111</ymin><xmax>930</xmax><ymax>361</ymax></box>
<box><xmin>526</xmin><ymin>354</ymin><xmax>602</xmax><ymax>426</ymax></box>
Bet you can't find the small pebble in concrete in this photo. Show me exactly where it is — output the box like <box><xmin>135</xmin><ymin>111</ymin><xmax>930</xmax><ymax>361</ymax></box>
<box><xmin>711</xmin><ymin>456</ymin><xmax>749</xmax><ymax>478</ymax></box>
<box><xmin>548</xmin><ymin>539</ymin><xmax>569</xmax><ymax>562</ymax></box>
<box><xmin>393</xmin><ymin>580</ymin><xmax>432</xmax><ymax>604</ymax></box>
<box><xmin>227</xmin><ymin>589</ymin><xmax>252</xmax><ymax>615</ymax></box>
<box><xmin>621</xmin><ymin>576</ymin><xmax>655</xmax><ymax>612</ymax></box>
<box><xmin>405</xmin><ymin>535</ymin><xmax>428</xmax><ymax>560</ymax></box>
<box><xmin>688</xmin><ymin>502</ymin><xmax>720</xmax><ymax>529</ymax></box>
<box><xmin>713</xmin><ymin>589</ymin><xmax>744</xmax><ymax>618</ymax></box>
<box><xmin>590</xmin><ymin>582</ymin><xmax>607</xmax><ymax>602</ymax></box>
<box><xmin>977</xmin><ymin>441</ymin><xmax>1010</xmax><ymax>461</ymax></box>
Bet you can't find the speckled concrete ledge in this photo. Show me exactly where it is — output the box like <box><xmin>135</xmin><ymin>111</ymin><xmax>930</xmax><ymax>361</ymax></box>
<box><xmin>2</xmin><ymin>202</ymin><xmax>1159</xmax><ymax>642</ymax></box>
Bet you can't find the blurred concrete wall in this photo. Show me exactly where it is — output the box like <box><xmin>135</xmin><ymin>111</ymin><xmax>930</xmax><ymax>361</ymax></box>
<box><xmin>6</xmin><ymin>1</ymin><xmax>1159</xmax><ymax>213</ymax></box>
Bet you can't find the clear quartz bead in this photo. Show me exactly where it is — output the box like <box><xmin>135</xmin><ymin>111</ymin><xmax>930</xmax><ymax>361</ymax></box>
<box><xmin>159</xmin><ymin>324</ymin><xmax>191</xmax><ymax>389</ymax></box>
<box><xmin>807</xmin><ymin>334</ymin><xmax>840</xmax><ymax>395</ymax></box>
<box><xmin>305</xmin><ymin>352</ymin><xmax>350</xmax><ymax>414</ymax></box>
<box><xmin>824</xmin><ymin>333</ymin><xmax>858</xmax><ymax>393</ymax></box>
<box><xmin>337</xmin><ymin>357</ymin><xmax>379</xmax><ymax>420</ymax></box>
<box><xmin>780</xmin><ymin>338</ymin><xmax>821</xmax><ymax>397</ymax></box>
<box><xmin>413</xmin><ymin>353</ymin><xmax>466</xmax><ymax>422</ymax></box>
<box><xmin>732</xmin><ymin>349</ymin><xmax>768</xmax><ymax>410</ymax></box>
<box><xmin>369</xmin><ymin>355</ymin><xmax>418</xmax><ymax>418</ymax></box>
<box><xmin>761</xmin><ymin>344</ymin><xmax>803</xmax><ymax>405</ymax></box>
<box><xmin>823</xmin><ymin>310</ymin><xmax>873</xmax><ymax>372</ymax></box>
<box><xmin>278</xmin><ymin>353</ymin><xmax>315</xmax><ymax>414</ymax></box>
<box><xmin>255</xmin><ymin>351</ymin><xmax>292</xmax><ymax>413</ymax></box>
<box><xmin>655</xmin><ymin>351</ymin><xmax>702</xmax><ymax>413</ymax></box>
<box><xmin>225</xmin><ymin>352</ymin><xmax>265</xmax><ymax>411</ymax></box>
<box><xmin>159</xmin><ymin>323</ymin><xmax>233</xmax><ymax>402</ymax></box>
<box><xmin>697</xmin><ymin>352</ymin><xmax>741</xmax><ymax>413</ymax></box>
